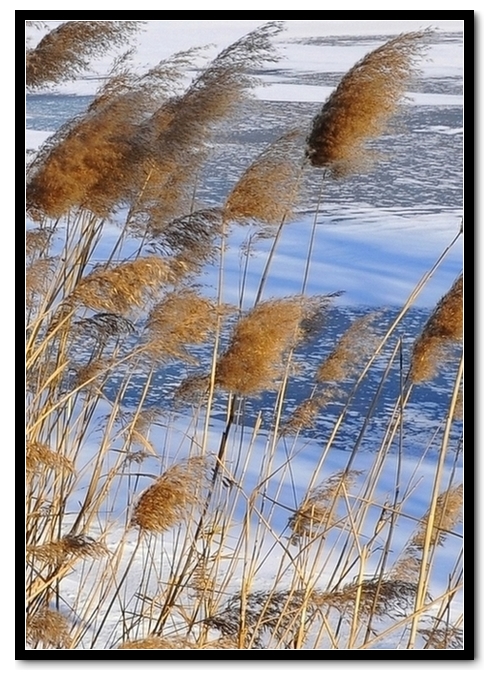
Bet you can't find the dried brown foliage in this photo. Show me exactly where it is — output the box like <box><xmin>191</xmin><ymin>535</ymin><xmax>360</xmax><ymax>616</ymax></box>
<box><xmin>216</xmin><ymin>297</ymin><xmax>315</xmax><ymax>395</ymax></box>
<box><xmin>224</xmin><ymin>131</ymin><xmax>303</xmax><ymax>226</ymax></box>
<box><xmin>307</xmin><ymin>30</ymin><xmax>432</xmax><ymax>175</ymax></box>
<box><xmin>26</xmin><ymin>608</ymin><xmax>72</xmax><ymax>649</ymax></box>
<box><xmin>410</xmin><ymin>274</ymin><xmax>463</xmax><ymax>382</ymax></box>
<box><xmin>418</xmin><ymin>619</ymin><xmax>464</xmax><ymax>649</ymax></box>
<box><xmin>144</xmin><ymin>289</ymin><xmax>219</xmax><ymax>362</ymax></box>
<box><xmin>131</xmin><ymin>457</ymin><xmax>209</xmax><ymax>532</ymax></box>
<box><xmin>288</xmin><ymin>471</ymin><xmax>361</xmax><ymax>544</ymax></box>
<box><xmin>317</xmin><ymin>313</ymin><xmax>380</xmax><ymax>383</ymax></box>
<box><xmin>26</xmin><ymin>21</ymin><xmax>143</xmax><ymax>89</ymax></box>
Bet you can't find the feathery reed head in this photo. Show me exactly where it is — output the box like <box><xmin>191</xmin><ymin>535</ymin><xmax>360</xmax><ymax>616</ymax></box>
<box><xmin>410</xmin><ymin>274</ymin><xmax>463</xmax><ymax>382</ymax></box>
<box><xmin>306</xmin><ymin>30</ymin><xmax>432</xmax><ymax>175</ymax></box>
<box><xmin>26</xmin><ymin>21</ymin><xmax>143</xmax><ymax>89</ymax></box>
<box><xmin>224</xmin><ymin>130</ymin><xmax>303</xmax><ymax>226</ymax></box>
<box><xmin>69</xmin><ymin>256</ymin><xmax>181</xmax><ymax>315</ymax></box>
<box><xmin>144</xmin><ymin>289</ymin><xmax>219</xmax><ymax>362</ymax></box>
<box><xmin>26</xmin><ymin>440</ymin><xmax>73</xmax><ymax>475</ymax></box>
<box><xmin>316</xmin><ymin>312</ymin><xmax>380</xmax><ymax>383</ymax></box>
<box><xmin>288</xmin><ymin>471</ymin><xmax>361</xmax><ymax>544</ymax></box>
<box><xmin>131</xmin><ymin>457</ymin><xmax>209</xmax><ymax>532</ymax></box>
<box><xmin>27</xmin><ymin>534</ymin><xmax>107</xmax><ymax>565</ymax></box>
<box><xmin>26</xmin><ymin>608</ymin><xmax>72</xmax><ymax>649</ymax></box>
<box><xmin>216</xmin><ymin>296</ymin><xmax>315</xmax><ymax>395</ymax></box>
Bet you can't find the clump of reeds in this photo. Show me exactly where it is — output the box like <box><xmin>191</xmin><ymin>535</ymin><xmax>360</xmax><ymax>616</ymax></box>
<box><xmin>144</xmin><ymin>289</ymin><xmax>219</xmax><ymax>362</ymax></box>
<box><xmin>131</xmin><ymin>457</ymin><xmax>209</xmax><ymax>532</ymax></box>
<box><xmin>26</xmin><ymin>21</ymin><xmax>143</xmax><ymax>89</ymax></box>
<box><xmin>288</xmin><ymin>471</ymin><xmax>361</xmax><ymax>544</ymax></box>
<box><xmin>26</xmin><ymin>608</ymin><xmax>72</xmax><ymax>649</ymax></box>
<box><xmin>306</xmin><ymin>30</ymin><xmax>432</xmax><ymax>175</ymax></box>
<box><xmin>410</xmin><ymin>274</ymin><xmax>463</xmax><ymax>382</ymax></box>
<box><xmin>216</xmin><ymin>297</ymin><xmax>317</xmax><ymax>395</ymax></box>
<box><xmin>204</xmin><ymin>589</ymin><xmax>313</xmax><ymax>648</ymax></box>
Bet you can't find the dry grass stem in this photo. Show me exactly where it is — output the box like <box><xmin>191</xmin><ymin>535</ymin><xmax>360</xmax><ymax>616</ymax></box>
<box><xmin>307</xmin><ymin>30</ymin><xmax>432</xmax><ymax>175</ymax></box>
<box><xmin>410</xmin><ymin>274</ymin><xmax>463</xmax><ymax>382</ymax></box>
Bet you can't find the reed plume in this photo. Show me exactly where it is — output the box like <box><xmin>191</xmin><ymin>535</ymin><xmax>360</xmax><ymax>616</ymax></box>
<box><xmin>26</xmin><ymin>440</ymin><xmax>73</xmax><ymax>474</ymax></box>
<box><xmin>144</xmin><ymin>289</ymin><xmax>219</xmax><ymax>362</ymax></box>
<box><xmin>216</xmin><ymin>296</ymin><xmax>314</xmax><ymax>395</ymax></box>
<box><xmin>69</xmin><ymin>256</ymin><xmax>181</xmax><ymax>315</ymax></box>
<box><xmin>306</xmin><ymin>30</ymin><xmax>432</xmax><ymax>175</ymax></box>
<box><xmin>127</xmin><ymin>22</ymin><xmax>284</xmax><ymax>232</ymax></box>
<box><xmin>288</xmin><ymin>471</ymin><xmax>361</xmax><ymax>544</ymax></box>
<box><xmin>26</xmin><ymin>51</ymin><xmax>194</xmax><ymax>219</ymax></box>
<box><xmin>120</xmin><ymin>635</ymin><xmax>237</xmax><ymax>649</ymax></box>
<box><xmin>224</xmin><ymin>130</ymin><xmax>303</xmax><ymax>226</ymax></box>
<box><xmin>392</xmin><ymin>484</ymin><xmax>463</xmax><ymax>582</ymax></box>
<box><xmin>131</xmin><ymin>457</ymin><xmax>209</xmax><ymax>532</ymax></box>
<box><xmin>27</xmin><ymin>534</ymin><xmax>107</xmax><ymax>565</ymax></box>
<box><xmin>316</xmin><ymin>313</ymin><xmax>380</xmax><ymax>383</ymax></box>
<box><xmin>26</xmin><ymin>608</ymin><xmax>72</xmax><ymax>649</ymax></box>
<box><xmin>410</xmin><ymin>274</ymin><xmax>463</xmax><ymax>382</ymax></box>
<box><xmin>26</xmin><ymin>21</ymin><xmax>143</xmax><ymax>89</ymax></box>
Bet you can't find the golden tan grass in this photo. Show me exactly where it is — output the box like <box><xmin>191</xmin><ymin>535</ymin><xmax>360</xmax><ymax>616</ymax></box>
<box><xmin>26</xmin><ymin>440</ymin><xmax>73</xmax><ymax>474</ymax></box>
<box><xmin>27</xmin><ymin>534</ymin><xmax>107</xmax><ymax>565</ymax></box>
<box><xmin>317</xmin><ymin>313</ymin><xmax>380</xmax><ymax>383</ymax></box>
<box><xmin>69</xmin><ymin>256</ymin><xmax>181</xmax><ymax>315</ymax></box>
<box><xmin>307</xmin><ymin>30</ymin><xmax>432</xmax><ymax>175</ymax></box>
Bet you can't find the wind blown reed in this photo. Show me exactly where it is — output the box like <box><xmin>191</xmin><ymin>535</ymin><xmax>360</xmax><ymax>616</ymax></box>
<box><xmin>25</xmin><ymin>22</ymin><xmax>463</xmax><ymax>650</ymax></box>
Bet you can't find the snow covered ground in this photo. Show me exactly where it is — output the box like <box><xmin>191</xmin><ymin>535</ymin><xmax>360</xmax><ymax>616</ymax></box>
<box><xmin>24</xmin><ymin>18</ymin><xmax>468</xmax><ymax>658</ymax></box>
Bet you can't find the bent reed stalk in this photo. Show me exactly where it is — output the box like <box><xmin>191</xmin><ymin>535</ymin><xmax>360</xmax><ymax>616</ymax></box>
<box><xmin>25</xmin><ymin>23</ymin><xmax>463</xmax><ymax>650</ymax></box>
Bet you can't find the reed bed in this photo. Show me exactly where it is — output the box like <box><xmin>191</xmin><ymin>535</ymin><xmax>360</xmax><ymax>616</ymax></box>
<box><xmin>25</xmin><ymin>22</ymin><xmax>463</xmax><ymax>650</ymax></box>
